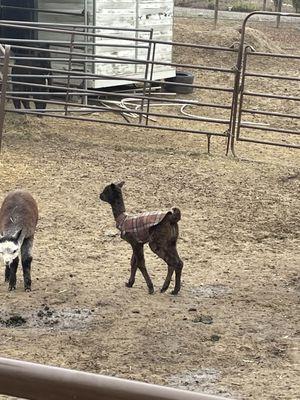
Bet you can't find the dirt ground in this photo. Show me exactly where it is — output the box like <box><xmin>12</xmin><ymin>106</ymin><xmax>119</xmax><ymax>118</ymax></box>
<box><xmin>175</xmin><ymin>0</ymin><xmax>294</xmax><ymax>13</ymax></box>
<box><xmin>0</xmin><ymin>17</ymin><xmax>299</xmax><ymax>400</ymax></box>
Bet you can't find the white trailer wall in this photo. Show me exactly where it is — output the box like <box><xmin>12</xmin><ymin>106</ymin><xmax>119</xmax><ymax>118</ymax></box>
<box><xmin>37</xmin><ymin>0</ymin><xmax>175</xmax><ymax>88</ymax></box>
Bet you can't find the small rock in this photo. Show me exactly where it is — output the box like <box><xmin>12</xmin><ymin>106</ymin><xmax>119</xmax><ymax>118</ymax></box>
<box><xmin>105</xmin><ymin>230</ymin><xmax>118</xmax><ymax>238</ymax></box>
<box><xmin>132</xmin><ymin>310</ymin><xmax>140</xmax><ymax>314</ymax></box>
<box><xmin>192</xmin><ymin>315</ymin><xmax>213</xmax><ymax>324</ymax></box>
<box><xmin>188</xmin><ymin>307</ymin><xmax>197</xmax><ymax>312</ymax></box>
<box><xmin>211</xmin><ymin>334</ymin><xmax>221</xmax><ymax>342</ymax></box>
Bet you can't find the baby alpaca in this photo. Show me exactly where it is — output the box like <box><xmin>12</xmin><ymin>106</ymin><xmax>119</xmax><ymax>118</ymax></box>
<box><xmin>100</xmin><ymin>181</ymin><xmax>183</xmax><ymax>295</ymax></box>
<box><xmin>0</xmin><ymin>190</ymin><xmax>38</xmax><ymax>291</ymax></box>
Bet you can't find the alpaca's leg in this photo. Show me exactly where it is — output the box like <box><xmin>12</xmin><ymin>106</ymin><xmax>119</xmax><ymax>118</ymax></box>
<box><xmin>8</xmin><ymin>257</ymin><xmax>19</xmax><ymax>291</ymax></box>
<box><xmin>139</xmin><ymin>264</ymin><xmax>154</xmax><ymax>295</ymax></box>
<box><xmin>148</xmin><ymin>217</ymin><xmax>183</xmax><ymax>294</ymax></box>
<box><xmin>21</xmin><ymin>237</ymin><xmax>34</xmax><ymax>291</ymax></box>
<box><xmin>149</xmin><ymin>232</ymin><xmax>183</xmax><ymax>295</ymax></box>
<box><xmin>171</xmin><ymin>260</ymin><xmax>183</xmax><ymax>295</ymax></box>
<box><xmin>126</xmin><ymin>252</ymin><xmax>138</xmax><ymax>288</ymax></box>
<box><xmin>5</xmin><ymin>264</ymin><xmax>10</xmax><ymax>282</ymax></box>
<box><xmin>161</xmin><ymin>265</ymin><xmax>174</xmax><ymax>293</ymax></box>
<box><xmin>134</xmin><ymin>244</ymin><xmax>154</xmax><ymax>294</ymax></box>
<box><xmin>12</xmin><ymin>98</ymin><xmax>21</xmax><ymax>109</ymax></box>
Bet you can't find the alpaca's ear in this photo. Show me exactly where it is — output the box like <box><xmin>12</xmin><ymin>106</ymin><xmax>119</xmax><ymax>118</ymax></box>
<box><xmin>117</xmin><ymin>181</ymin><xmax>125</xmax><ymax>188</ymax></box>
<box><xmin>110</xmin><ymin>183</ymin><xmax>117</xmax><ymax>190</ymax></box>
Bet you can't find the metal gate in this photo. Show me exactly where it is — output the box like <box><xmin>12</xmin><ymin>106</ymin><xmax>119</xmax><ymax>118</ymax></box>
<box><xmin>0</xmin><ymin>18</ymin><xmax>240</xmax><ymax>153</ymax></box>
<box><xmin>231</xmin><ymin>12</ymin><xmax>300</xmax><ymax>152</ymax></box>
<box><xmin>0</xmin><ymin>12</ymin><xmax>299</xmax><ymax>155</ymax></box>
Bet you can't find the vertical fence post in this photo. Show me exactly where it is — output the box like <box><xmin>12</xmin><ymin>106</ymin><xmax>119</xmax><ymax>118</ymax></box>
<box><xmin>214</xmin><ymin>0</ymin><xmax>219</xmax><ymax>28</ymax></box>
<box><xmin>139</xmin><ymin>29</ymin><xmax>153</xmax><ymax>124</ymax></box>
<box><xmin>227</xmin><ymin>21</ymin><xmax>246</xmax><ymax>156</ymax></box>
<box><xmin>263</xmin><ymin>0</ymin><xmax>267</xmax><ymax>11</ymax></box>
<box><xmin>276</xmin><ymin>0</ymin><xmax>282</xmax><ymax>27</ymax></box>
<box><xmin>235</xmin><ymin>46</ymin><xmax>249</xmax><ymax>143</ymax></box>
<box><xmin>64</xmin><ymin>32</ymin><xmax>75</xmax><ymax>116</ymax></box>
<box><xmin>0</xmin><ymin>44</ymin><xmax>11</xmax><ymax>153</ymax></box>
<box><xmin>145</xmin><ymin>41</ymin><xmax>156</xmax><ymax>127</ymax></box>
<box><xmin>83</xmin><ymin>0</ymin><xmax>89</xmax><ymax>106</ymax></box>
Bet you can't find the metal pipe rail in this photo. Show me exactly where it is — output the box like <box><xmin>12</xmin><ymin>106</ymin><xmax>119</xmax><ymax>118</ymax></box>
<box><xmin>241</xmin><ymin>108</ymin><xmax>300</xmax><ymax>119</ymax></box>
<box><xmin>0</xmin><ymin>5</ymin><xmax>84</xmax><ymax>17</ymax></box>
<box><xmin>0</xmin><ymin>357</ymin><xmax>229</xmax><ymax>400</ymax></box>
<box><xmin>10</xmin><ymin>42</ymin><xmax>151</xmax><ymax>49</ymax></box>
<box><xmin>5</xmin><ymin>90</ymin><xmax>229</xmax><ymax>111</ymax></box>
<box><xmin>4</xmin><ymin>71</ymin><xmax>235</xmax><ymax>93</ymax></box>
<box><xmin>9</xmin><ymin>108</ymin><xmax>229</xmax><ymax>138</ymax></box>
<box><xmin>244</xmin><ymin>71</ymin><xmax>300</xmax><ymax>81</ymax></box>
<box><xmin>243</xmin><ymin>91</ymin><xmax>300</xmax><ymax>101</ymax></box>
<box><xmin>0</xmin><ymin>19</ymin><xmax>154</xmax><ymax>32</ymax></box>
<box><xmin>3</xmin><ymin>76</ymin><xmax>232</xmax><ymax>104</ymax></box>
<box><xmin>5</xmin><ymin>94</ymin><xmax>231</xmax><ymax>125</ymax></box>
<box><xmin>247</xmin><ymin>51</ymin><xmax>300</xmax><ymax>60</ymax></box>
<box><xmin>0</xmin><ymin>20</ymin><xmax>238</xmax><ymax>52</ymax></box>
<box><xmin>240</xmin><ymin>123</ymin><xmax>300</xmax><ymax>135</ymax></box>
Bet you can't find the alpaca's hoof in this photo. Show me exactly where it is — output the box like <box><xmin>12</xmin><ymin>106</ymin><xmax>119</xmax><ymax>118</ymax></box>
<box><xmin>148</xmin><ymin>287</ymin><xmax>154</xmax><ymax>295</ymax></box>
<box><xmin>125</xmin><ymin>281</ymin><xmax>134</xmax><ymax>288</ymax></box>
<box><xmin>171</xmin><ymin>290</ymin><xmax>179</xmax><ymax>296</ymax></box>
<box><xmin>160</xmin><ymin>287</ymin><xmax>167</xmax><ymax>293</ymax></box>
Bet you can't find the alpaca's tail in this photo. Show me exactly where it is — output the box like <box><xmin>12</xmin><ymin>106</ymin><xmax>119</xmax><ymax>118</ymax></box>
<box><xmin>170</xmin><ymin>207</ymin><xmax>181</xmax><ymax>223</ymax></box>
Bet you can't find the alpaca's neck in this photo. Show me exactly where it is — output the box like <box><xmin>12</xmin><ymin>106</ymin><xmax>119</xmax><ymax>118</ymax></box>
<box><xmin>111</xmin><ymin>196</ymin><xmax>126</xmax><ymax>221</ymax></box>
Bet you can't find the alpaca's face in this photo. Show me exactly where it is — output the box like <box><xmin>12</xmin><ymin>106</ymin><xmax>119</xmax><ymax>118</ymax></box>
<box><xmin>99</xmin><ymin>185</ymin><xmax>116</xmax><ymax>204</ymax></box>
<box><xmin>0</xmin><ymin>238</ymin><xmax>20</xmax><ymax>265</ymax></box>
<box><xmin>99</xmin><ymin>182</ymin><xmax>125</xmax><ymax>204</ymax></box>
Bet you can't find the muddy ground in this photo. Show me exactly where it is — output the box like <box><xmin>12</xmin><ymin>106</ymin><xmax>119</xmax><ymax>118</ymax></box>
<box><xmin>0</xmin><ymin>17</ymin><xmax>299</xmax><ymax>400</ymax></box>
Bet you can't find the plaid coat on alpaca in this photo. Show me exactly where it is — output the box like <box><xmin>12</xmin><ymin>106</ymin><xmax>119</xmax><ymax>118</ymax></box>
<box><xmin>116</xmin><ymin>211</ymin><xmax>171</xmax><ymax>243</ymax></box>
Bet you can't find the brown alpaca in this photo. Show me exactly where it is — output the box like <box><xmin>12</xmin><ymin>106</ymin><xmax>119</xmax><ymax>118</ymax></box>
<box><xmin>0</xmin><ymin>190</ymin><xmax>38</xmax><ymax>291</ymax></box>
<box><xmin>99</xmin><ymin>181</ymin><xmax>183</xmax><ymax>295</ymax></box>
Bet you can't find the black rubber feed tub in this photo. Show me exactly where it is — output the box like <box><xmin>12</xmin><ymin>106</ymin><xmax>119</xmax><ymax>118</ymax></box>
<box><xmin>163</xmin><ymin>71</ymin><xmax>194</xmax><ymax>94</ymax></box>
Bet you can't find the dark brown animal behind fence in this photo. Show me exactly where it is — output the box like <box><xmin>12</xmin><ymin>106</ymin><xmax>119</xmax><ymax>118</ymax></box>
<box><xmin>99</xmin><ymin>181</ymin><xmax>183</xmax><ymax>295</ymax></box>
<box><xmin>11</xmin><ymin>44</ymin><xmax>52</xmax><ymax>112</ymax></box>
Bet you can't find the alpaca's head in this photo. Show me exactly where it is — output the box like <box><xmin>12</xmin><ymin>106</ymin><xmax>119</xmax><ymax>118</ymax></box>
<box><xmin>0</xmin><ymin>230</ymin><xmax>22</xmax><ymax>265</ymax></box>
<box><xmin>99</xmin><ymin>181</ymin><xmax>125</xmax><ymax>205</ymax></box>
